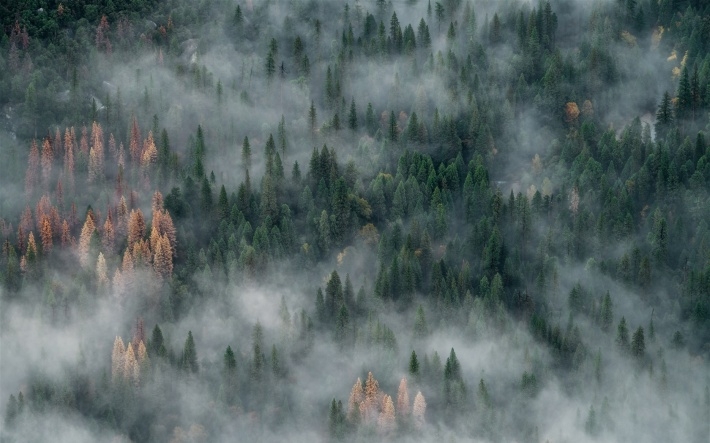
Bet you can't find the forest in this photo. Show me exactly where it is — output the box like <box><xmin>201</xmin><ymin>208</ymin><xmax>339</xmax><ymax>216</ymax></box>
<box><xmin>0</xmin><ymin>0</ymin><xmax>709</xmax><ymax>441</ymax></box>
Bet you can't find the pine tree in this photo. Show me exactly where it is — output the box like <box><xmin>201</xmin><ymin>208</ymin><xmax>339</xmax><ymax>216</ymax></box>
<box><xmin>599</xmin><ymin>291</ymin><xmax>613</xmax><ymax>333</ymax></box>
<box><xmin>151</xmin><ymin>324</ymin><xmax>165</xmax><ymax>357</ymax></box>
<box><xmin>39</xmin><ymin>215</ymin><xmax>52</xmax><ymax>254</ymax></box>
<box><xmin>616</xmin><ymin>317</ymin><xmax>629</xmax><ymax>352</ymax></box>
<box><xmin>124</xmin><ymin>343</ymin><xmax>139</xmax><ymax>386</ymax></box>
<box><xmin>96</xmin><ymin>252</ymin><xmax>108</xmax><ymax>287</ymax></box>
<box><xmin>154</xmin><ymin>234</ymin><xmax>173</xmax><ymax>279</ymax></box>
<box><xmin>329</xmin><ymin>399</ymin><xmax>346</xmax><ymax>439</ymax></box>
<box><xmin>675</xmin><ymin>66</ymin><xmax>692</xmax><ymax>120</ymax></box>
<box><xmin>361</xmin><ymin>371</ymin><xmax>380</xmax><ymax>424</ymax></box>
<box><xmin>223</xmin><ymin>345</ymin><xmax>238</xmax><ymax>405</ymax></box>
<box><xmin>655</xmin><ymin>91</ymin><xmax>673</xmax><ymax>139</ymax></box>
<box><xmin>78</xmin><ymin>214</ymin><xmax>96</xmax><ymax>268</ymax></box>
<box><xmin>309</xmin><ymin>101</ymin><xmax>317</xmax><ymax>136</ymax></box>
<box><xmin>111</xmin><ymin>336</ymin><xmax>126</xmax><ymax>382</ymax></box>
<box><xmin>396</xmin><ymin>378</ymin><xmax>410</xmax><ymax>418</ymax></box>
<box><xmin>127</xmin><ymin>209</ymin><xmax>146</xmax><ymax>247</ymax></box>
<box><xmin>241</xmin><ymin>136</ymin><xmax>251</xmax><ymax>172</ymax></box>
<box><xmin>414</xmin><ymin>305</ymin><xmax>428</xmax><ymax>338</ymax></box>
<box><xmin>182</xmin><ymin>331</ymin><xmax>199</xmax><ymax>373</ymax></box>
<box><xmin>265</xmin><ymin>50</ymin><xmax>276</xmax><ymax>80</ymax></box>
<box><xmin>378</xmin><ymin>394</ymin><xmax>396</xmax><ymax>433</ymax></box>
<box><xmin>348</xmin><ymin>98</ymin><xmax>358</xmax><ymax>131</ymax></box>
<box><xmin>631</xmin><ymin>326</ymin><xmax>645</xmax><ymax>358</ymax></box>
<box><xmin>102</xmin><ymin>216</ymin><xmax>115</xmax><ymax>255</ymax></box>
<box><xmin>412</xmin><ymin>391</ymin><xmax>426</xmax><ymax>429</ymax></box>
<box><xmin>409</xmin><ymin>351</ymin><xmax>420</xmax><ymax>378</ymax></box>
<box><xmin>129</xmin><ymin>116</ymin><xmax>141</xmax><ymax>165</ymax></box>
<box><xmin>347</xmin><ymin>378</ymin><xmax>364</xmax><ymax>423</ymax></box>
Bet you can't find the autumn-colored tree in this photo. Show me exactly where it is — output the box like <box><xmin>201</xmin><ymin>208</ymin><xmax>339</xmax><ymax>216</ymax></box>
<box><xmin>137</xmin><ymin>340</ymin><xmax>149</xmax><ymax>372</ymax></box>
<box><xmin>347</xmin><ymin>378</ymin><xmax>364</xmax><ymax>423</ymax></box>
<box><xmin>565</xmin><ymin>102</ymin><xmax>580</xmax><ymax>124</ymax></box>
<box><xmin>152</xmin><ymin>191</ymin><xmax>164</xmax><ymax>215</ymax></box>
<box><xmin>396</xmin><ymin>377</ymin><xmax>410</xmax><ymax>419</ymax></box>
<box><xmin>78</xmin><ymin>214</ymin><xmax>96</xmax><ymax>267</ymax></box>
<box><xmin>127</xmin><ymin>209</ymin><xmax>146</xmax><ymax>247</ymax></box>
<box><xmin>129</xmin><ymin>116</ymin><xmax>141</xmax><ymax>165</ymax></box>
<box><xmin>154</xmin><ymin>234</ymin><xmax>173</xmax><ymax>279</ymax></box>
<box><xmin>378</xmin><ymin>394</ymin><xmax>396</xmax><ymax>433</ymax></box>
<box><xmin>40</xmin><ymin>215</ymin><xmax>52</xmax><ymax>254</ymax></box>
<box><xmin>35</xmin><ymin>195</ymin><xmax>52</xmax><ymax>231</ymax></box>
<box><xmin>26</xmin><ymin>232</ymin><xmax>38</xmax><ymax>266</ymax></box>
<box><xmin>60</xmin><ymin>219</ymin><xmax>71</xmax><ymax>247</ymax></box>
<box><xmin>111</xmin><ymin>336</ymin><xmax>126</xmax><ymax>382</ymax></box>
<box><xmin>97</xmin><ymin>252</ymin><xmax>109</xmax><ymax>287</ymax></box>
<box><xmin>149</xmin><ymin>225</ymin><xmax>160</xmax><ymax>254</ymax></box>
<box><xmin>360</xmin><ymin>371</ymin><xmax>380</xmax><ymax>424</ymax></box>
<box><xmin>63</xmin><ymin>128</ymin><xmax>75</xmax><ymax>191</ymax></box>
<box><xmin>88</xmin><ymin>122</ymin><xmax>104</xmax><ymax>182</ymax></box>
<box><xmin>25</xmin><ymin>139</ymin><xmax>39</xmax><ymax>198</ymax></box>
<box><xmin>154</xmin><ymin>209</ymin><xmax>177</xmax><ymax>256</ymax></box>
<box><xmin>141</xmin><ymin>131</ymin><xmax>158</xmax><ymax>167</ymax></box>
<box><xmin>102</xmin><ymin>216</ymin><xmax>115</xmax><ymax>254</ymax></box>
<box><xmin>412</xmin><ymin>391</ymin><xmax>426</xmax><ymax>429</ymax></box>
<box><xmin>96</xmin><ymin>15</ymin><xmax>112</xmax><ymax>54</ymax></box>
<box><xmin>123</xmin><ymin>343</ymin><xmax>140</xmax><ymax>386</ymax></box>
<box><xmin>41</xmin><ymin>137</ymin><xmax>53</xmax><ymax>189</ymax></box>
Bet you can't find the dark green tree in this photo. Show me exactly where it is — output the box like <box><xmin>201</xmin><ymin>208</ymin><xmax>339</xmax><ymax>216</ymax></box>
<box><xmin>631</xmin><ymin>326</ymin><xmax>645</xmax><ymax>358</ymax></box>
<box><xmin>616</xmin><ymin>317</ymin><xmax>629</xmax><ymax>352</ymax></box>
<box><xmin>182</xmin><ymin>331</ymin><xmax>199</xmax><ymax>373</ymax></box>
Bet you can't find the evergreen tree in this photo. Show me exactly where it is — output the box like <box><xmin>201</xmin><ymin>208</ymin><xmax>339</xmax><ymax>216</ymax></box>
<box><xmin>182</xmin><ymin>331</ymin><xmax>199</xmax><ymax>373</ymax></box>
<box><xmin>616</xmin><ymin>317</ymin><xmax>629</xmax><ymax>353</ymax></box>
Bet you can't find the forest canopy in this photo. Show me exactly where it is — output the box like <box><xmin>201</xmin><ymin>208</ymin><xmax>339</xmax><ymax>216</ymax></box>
<box><xmin>1</xmin><ymin>0</ymin><xmax>710</xmax><ymax>442</ymax></box>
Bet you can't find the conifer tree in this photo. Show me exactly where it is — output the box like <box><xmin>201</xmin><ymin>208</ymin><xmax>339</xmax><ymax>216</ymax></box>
<box><xmin>102</xmin><ymin>216</ymin><xmax>115</xmax><ymax>255</ymax></box>
<box><xmin>599</xmin><ymin>291</ymin><xmax>613</xmax><ymax>333</ymax></box>
<box><xmin>361</xmin><ymin>371</ymin><xmax>380</xmax><ymax>424</ymax></box>
<box><xmin>124</xmin><ymin>342</ymin><xmax>139</xmax><ymax>386</ymax></box>
<box><xmin>631</xmin><ymin>326</ymin><xmax>645</xmax><ymax>358</ymax></box>
<box><xmin>154</xmin><ymin>235</ymin><xmax>173</xmax><ymax>279</ymax></box>
<box><xmin>127</xmin><ymin>209</ymin><xmax>146</xmax><ymax>247</ymax></box>
<box><xmin>96</xmin><ymin>252</ymin><xmax>109</xmax><ymax>287</ymax></box>
<box><xmin>347</xmin><ymin>378</ymin><xmax>364</xmax><ymax>423</ymax></box>
<box><xmin>616</xmin><ymin>316</ymin><xmax>630</xmax><ymax>352</ymax></box>
<box><xmin>378</xmin><ymin>394</ymin><xmax>396</xmax><ymax>433</ymax></box>
<box><xmin>39</xmin><ymin>215</ymin><xmax>52</xmax><ymax>254</ymax></box>
<box><xmin>348</xmin><ymin>98</ymin><xmax>358</xmax><ymax>131</ymax></box>
<box><xmin>409</xmin><ymin>351</ymin><xmax>420</xmax><ymax>378</ymax></box>
<box><xmin>78</xmin><ymin>214</ymin><xmax>96</xmax><ymax>267</ymax></box>
<box><xmin>396</xmin><ymin>378</ymin><xmax>410</xmax><ymax>418</ymax></box>
<box><xmin>111</xmin><ymin>336</ymin><xmax>126</xmax><ymax>382</ymax></box>
<box><xmin>412</xmin><ymin>391</ymin><xmax>426</xmax><ymax>428</ymax></box>
<box><xmin>182</xmin><ymin>331</ymin><xmax>199</xmax><ymax>373</ymax></box>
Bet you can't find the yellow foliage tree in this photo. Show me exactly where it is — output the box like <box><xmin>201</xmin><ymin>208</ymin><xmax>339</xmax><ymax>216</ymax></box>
<box><xmin>78</xmin><ymin>214</ymin><xmax>96</xmax><ymax>267</ymax></box>
<box><xmin>412</xmin><ymin>391</ymin><xmax>426</xmax><ymax>429</ymax></box>
<box><xmin>347</xmin><ymin>378</ymin><xmax>364</xmax><ymax>423</ymax></box>
<box><xmin>396</xmin><ymin>377</ymin><xmax>410</xmax><ymax>418</ymax></box>
<box><xmin>377</xmin><ymin>394</ymin><xmax>396</xmax><ymax>433</ymax></box>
